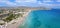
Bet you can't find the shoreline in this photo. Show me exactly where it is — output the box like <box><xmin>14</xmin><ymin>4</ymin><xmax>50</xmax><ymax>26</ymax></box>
<box><xmin>6</xmin><ymin>10</ymin><xmax>31</xmax><ymax>28</ymax></box>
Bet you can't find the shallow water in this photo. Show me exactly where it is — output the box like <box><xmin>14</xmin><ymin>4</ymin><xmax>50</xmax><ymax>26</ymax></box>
<box><xmin>19</xmin><ymin>9</ymin><xmax>60</xmax><ymax>28</ymax></box>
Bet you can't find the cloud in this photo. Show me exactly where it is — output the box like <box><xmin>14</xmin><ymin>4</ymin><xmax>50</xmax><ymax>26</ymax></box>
<box><xmin>0</xmin><ymin>0</ymin><xmax>60</xmax><ymax>7</ymax></box>
<box><xmin>15</xmin><ymin>0</ymin><xmax>37</xmax><ymax>4</ymax></box>
<box><xmin>43</xmin><ymin>0</ymin><xmax>53</xmax><ymax>2</ymax></box>
<box><xmin>57</xmin><ymin>0</ymin><xmax>60</xmax><ymax>2</ymax></box>
<box><xmin>0</xmin><ymin>0</ymin><xmax>39</xmax><ymax>6</ymax></box>
<box><xmin>6</xmin><ymin>1</ymin><xmax>17</xmax><ymax>6</ymax></box>
<box><xmin>15</xmin><ymin>0</ymin><xmax>37</xmax><ymax>3</ymax></box>
<box><xmin>0</xmin><ymin>0</ymin><xmax>17</xmax><ymax>6</ymax></box>
<box><xmin>0</xmin><ymin>0</ymin><xmax>8</xmax><ymax>3</ymax></box>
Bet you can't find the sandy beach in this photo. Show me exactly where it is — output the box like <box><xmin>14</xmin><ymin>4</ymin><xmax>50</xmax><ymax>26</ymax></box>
<box><xmin>6</xmin><ymin>10</ymin><xmax>31</xmax><ymax>28</ymax></box>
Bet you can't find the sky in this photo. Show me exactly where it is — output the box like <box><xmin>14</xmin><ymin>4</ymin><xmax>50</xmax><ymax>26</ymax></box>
<box><xmin>0</xmin><ymin>0</ymin><xmax>60</xmax><ymax>7</ymax></box>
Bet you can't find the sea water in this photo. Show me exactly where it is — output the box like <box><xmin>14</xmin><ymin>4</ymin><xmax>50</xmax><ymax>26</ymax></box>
<box><xmin>19</xmin><ymin>9</ymin><xmax>60</xmax><ymax>28</ymax></box>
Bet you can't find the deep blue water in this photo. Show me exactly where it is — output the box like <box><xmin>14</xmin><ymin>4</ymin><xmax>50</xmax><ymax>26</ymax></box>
<box><xmin>19</xmin><ymin>9</ymin><xmax>60</xmax><ymax>28</ymax></box>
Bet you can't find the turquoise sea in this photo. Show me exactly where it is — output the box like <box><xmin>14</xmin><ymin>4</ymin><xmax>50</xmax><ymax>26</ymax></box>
<box><xmin>19</xmin><ymin>9</ymin><xmax>60</xmax><ymax>28</ymax></box>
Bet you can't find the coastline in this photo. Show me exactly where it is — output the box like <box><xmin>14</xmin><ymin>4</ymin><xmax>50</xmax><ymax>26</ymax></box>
<box><xmin>6</xmin><ymin>10</ymin><xmax>31</xmax><ymax>28</ymax></box>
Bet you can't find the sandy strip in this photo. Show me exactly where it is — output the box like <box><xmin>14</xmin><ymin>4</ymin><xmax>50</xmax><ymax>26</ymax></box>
<box><xmin>6</xmin><ymin>10</ymin><xmax>31</xmax><ymax>28</ymax></box>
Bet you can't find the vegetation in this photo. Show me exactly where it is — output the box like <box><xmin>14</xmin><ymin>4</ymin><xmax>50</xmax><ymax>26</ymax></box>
<box><xmin>0</xmin><ymin>23</ymin><xmax>5</xmax><ymax>25</ymax></box>
<box><xmin>0</xmin><ymin>11</ymin><xmax>3</xmax><ymax>14</ymax></box>
<box><xmin>3</xmin><ymin>13</ymin><xmax>15</xmax><ymax>22</ymax></box>
<box><xmin>3</xmin><ymin>13</ymin><xmax>23</xmax><ymax>22</ymax></box>
<box><xmin>0</xmin><ymin>9</ymin><xmax>25</xmax><ymax>25</ymax></box>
